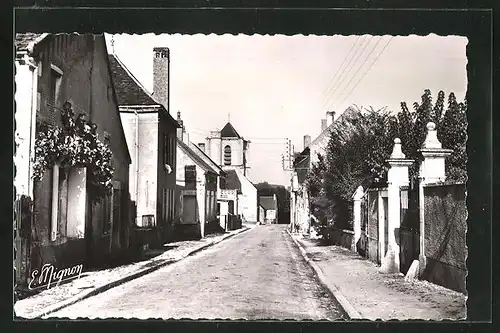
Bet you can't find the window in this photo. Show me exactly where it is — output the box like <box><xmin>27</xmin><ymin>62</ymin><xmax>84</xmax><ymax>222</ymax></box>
<box><xmin>224</xmin><ymin>145</ymin><xmax>232</xmax><ymax>165</ymax></box>
<box><xmin>164</xmin><ymin>134</ymin><xmax>175</xmax><ymax>167</ymax></box>
<box><xmin>162</xmin><ymin>188</ymin><xmax>167</xmax><ymax>223</ymax></box>
<box><xmin>162</xmin><ymin>188</ymin><xmax>175</xmax><ymax>224</ymax></box>
<box><xmin>169</xmin><ymin>189</ymin><xmax>174</xmax><ymax>222</ymax></box>
<box><xmin>48</xmin><ymin>66</ymin><xmax>62</xmax><ymax>125</ymax></box>
<box><xmin>112</xmin><ymin>188</ymin><xmax>121</xmax><ymax>234</ymax></box>
<box><xmin>102</xmin><ymin>194</ymin><xmax>112</xmax><ymax>234</ymax></box>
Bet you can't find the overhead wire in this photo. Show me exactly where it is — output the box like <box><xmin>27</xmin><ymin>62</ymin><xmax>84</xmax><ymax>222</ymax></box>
<box><xmin>333</xmin><ymin>36</ymin><xmax>385</xmax><ymax>108</ymax></box>
<box><xmin>322</xmin><ymin>35</ymin><xmax>375</xmax><ymax>111</ymax></box>
<box><xmin>337</xmin><ymin>36</ymin><xmax>394</xmax><ymax>107</ymax></box>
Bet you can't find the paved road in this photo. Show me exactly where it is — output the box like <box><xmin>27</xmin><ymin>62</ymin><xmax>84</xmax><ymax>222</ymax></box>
<box><xmin>48</xmin><ymin>224</ymin><xmax>345</xmax><ymax>320</ymax></box>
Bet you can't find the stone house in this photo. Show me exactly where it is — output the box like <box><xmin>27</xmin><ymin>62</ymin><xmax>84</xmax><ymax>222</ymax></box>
<box><xmin>205</xmin><ymin>122</ymin><xmax>258</xmax><ymax>222</ymax></box>
<box><xmin>108</xmin><ymin>48</ymin><xmax>180</xmax><ymax>247</ymax></box>
<box><xmin>259</xmin><ymin>194</ymin><xmax>278</xmax><ymax>224</ymax></box>
<box><xmin>14</xmin><ymin>33</ymin><xmax>133</xmax><ymax>285</ymax></box>
<box><xmin>174</xmin><ymin>112</ymin><xmax>224</xmax><ymax>239</ymax></box>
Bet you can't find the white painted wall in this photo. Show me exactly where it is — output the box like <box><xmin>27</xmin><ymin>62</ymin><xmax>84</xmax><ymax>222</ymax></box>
<box><xmin>14</xmin><ymin>60</ymin><xmax>37</xmax><ymax>199</ymax></box>
<box><xmin>235</xmin><ymin>168</ymin><xmax>258</xmax><ymax>222</ymax></box>
<box><xmin>66</xmin><ymin>167</ymin><xmax>86</xmax><ymax>238</ymax></box>
<box><xmin>120</xmin><ymin>110</ymin><xmax>158</xmax><ymax>226</ymax></box>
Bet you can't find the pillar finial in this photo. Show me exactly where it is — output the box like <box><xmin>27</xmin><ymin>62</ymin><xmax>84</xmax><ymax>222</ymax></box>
<box><xmin>390</xmin><ymin>138</ymin><xmax>406</xmax><ymax>159</ymax></box>
<box><xmin>422</xmin><ymin>121</ymin><xmax>442</xmax><ymax>149</ymax></box>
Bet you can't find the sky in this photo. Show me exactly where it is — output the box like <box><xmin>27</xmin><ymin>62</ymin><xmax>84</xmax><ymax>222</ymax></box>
<box><xmin>105</xmin><ymin>33</ymin><xmax>468</xmax><ymax>187</ymax></box>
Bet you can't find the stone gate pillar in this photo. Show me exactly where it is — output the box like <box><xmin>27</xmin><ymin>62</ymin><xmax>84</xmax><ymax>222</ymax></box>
<box><xmin>417</xmin><ymin>122</ymin><xmax>453</xmax><ymax>276</ymax></box>
<box><xmin>353</xmin><ymin>185</ymin><xmax>364</xmax><ymax>249</ymax></box>
<box><xmin>380</xmin><ymin>138</ymin><xmax>413</xmax><ymax>274</ymax></box>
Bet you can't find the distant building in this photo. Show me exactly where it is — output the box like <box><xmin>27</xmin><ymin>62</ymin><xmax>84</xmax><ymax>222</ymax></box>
<box><xmin>291</xmin><ymin>108</ymin><xmax>357</xmax><ymax>233</ymax></box>
<box><xmin>259</xmin><ymin>194</ymin><xmax>278</xmax><ymax>224</ymax></box>
<box><xmin>108</xmin><ymin>47</ymin><xmax>180</xmax><ymax>246</ymax></box>
<box><xmin>205</xmin><ymin>122</ymin><xmax>258</xmax><ymax>222</ymax></box>
<box><xmin>175</xmin><ymin>112</ymin><xmax>225</xmax><ymax>239</ymax></box>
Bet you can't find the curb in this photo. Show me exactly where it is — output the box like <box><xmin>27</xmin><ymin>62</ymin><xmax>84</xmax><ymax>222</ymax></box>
<box><xmin>30</xmin><ymin>226</ymin><xmax>251</xmax><ymax>319</ymax></box>
<box><xmin>286</xmin><ymin>229</ymin><xmax>363</xmax><ymax>320</ymax></box>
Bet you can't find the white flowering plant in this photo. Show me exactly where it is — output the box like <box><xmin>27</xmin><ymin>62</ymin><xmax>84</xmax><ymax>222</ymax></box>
<box><xmin>32</xmin><ymin>102</ymin><xmax>114</xmax><ymax>202</ymax></box>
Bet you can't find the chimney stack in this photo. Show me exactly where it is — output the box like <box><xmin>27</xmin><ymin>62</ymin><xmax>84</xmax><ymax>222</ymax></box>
<box><xmin>176</xmin><ymin>111</ymin><xmax>184</xmax><ymax>142</ymax></box>
<box><xmin>326</xmin><ymin>111</ymin><xmax>335</xmax><ymax>127</ymax></box>
<box><xmin>303</xmin><ymin>135</ymin><xmax>311</xmax><ymax>150</ymax></box>
<box><xmin>153</xmin><ymin>47</ymin><xmax>170</xmax><ymax>113</ymax></box>
<box><xmin>321</xmin><ymin>119</ymin><xmax>327</xmax><ymax>132</ymax></box>
<box><xmin>198</xmin><ymin>143</ymin><xmax>206</xmax><ymax>152</ymax></box>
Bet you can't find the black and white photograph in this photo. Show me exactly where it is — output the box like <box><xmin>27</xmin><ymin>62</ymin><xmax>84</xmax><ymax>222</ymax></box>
<box><xmin>12</xmin><ymin>7</ymin><xmax>489</xmax><ymax>323</ymax></box>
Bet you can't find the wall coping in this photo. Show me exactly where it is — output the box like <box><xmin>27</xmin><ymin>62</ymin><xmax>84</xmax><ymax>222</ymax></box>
<box><xmin>423</xmin><ymin>182</ymin><xmax>466</xmax><ymax>188</ymax></box>
<box><xmin>329</xmin><ymin>227</ymin><xmax>354</xmax><ymax>235</ymax></box>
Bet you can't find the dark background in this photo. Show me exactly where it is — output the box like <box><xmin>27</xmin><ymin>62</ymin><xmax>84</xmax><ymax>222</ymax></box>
<box><xmin>5</xmin><ymin>1</ymin><xmax>494</xmax><ymax>332</ymax></box>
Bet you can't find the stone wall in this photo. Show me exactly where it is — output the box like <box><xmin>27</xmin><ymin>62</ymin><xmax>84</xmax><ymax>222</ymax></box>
<box><xmin>422</xmin><ymin>183</ymin><xmax>467</xmax><ymax>293</ymax></box>
<box><xmin>325</xmin><ymin>227</ymin><xmax>355</xmax><ymax>251</ymax></box>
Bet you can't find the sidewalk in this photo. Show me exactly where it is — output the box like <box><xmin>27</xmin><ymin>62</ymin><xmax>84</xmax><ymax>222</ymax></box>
<box><xmin>14</xmin><ymin>225</ymin><xmax>253</xmax><ymax>319</ymax></box>
<box><xmin>290</xmin><ymin>232</ymin><xmax>467</xmax><ymax>320</ymax></box>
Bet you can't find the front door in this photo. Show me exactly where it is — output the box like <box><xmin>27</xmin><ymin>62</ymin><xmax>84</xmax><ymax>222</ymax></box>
<box><xmin>182</xmin><ymin>195</ymin><xmax>197</xmax><ymax>223</ymax></box>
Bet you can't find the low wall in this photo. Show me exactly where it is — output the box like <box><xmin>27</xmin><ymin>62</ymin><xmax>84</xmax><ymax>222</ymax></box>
<box><xmin>399</xmin><ymin>227</ymin><xmax>420</xmax><ymax>275</ymax></box>
<box><xmin>174</xmin><ymin>223</ymin><xmax>201</xmax><ymax>241</ymax></box>
<box><xmin>423</xmin><ymin>183</ymin><xmax>467</xmax><ymax>293</ymax></box>
<box><xmin>357</xmin><ymin>231</ymin><xmax>378</xmax><ymax>263</ymax></box>
<box><xmin>325</xmin><ymin>227</ymin><xmax>355</xmax><ymax>251</ymax></box>
<box><xmin>131</xmin><ymin>227</ymin><xmax>162</xmax><ymax>250</ymax></box>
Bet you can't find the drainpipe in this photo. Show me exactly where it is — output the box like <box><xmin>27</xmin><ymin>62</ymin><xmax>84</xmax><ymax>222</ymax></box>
<box><xmin>134</xmin><ymin>110</ymin><xmax>139</xmax><ymax>225</ymax></box>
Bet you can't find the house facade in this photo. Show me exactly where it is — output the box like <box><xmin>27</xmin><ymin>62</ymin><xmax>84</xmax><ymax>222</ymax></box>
<box><xmin>14</xmin><ymin>33</ymin><xmax>133</xmax><ymax>286</ymax></box>
<box><xmin>291</xmin><ymin>107</ymin><xmax>359</xmax><ymax>233</ymax></box>
<box><xmin>108</xmin><ymin>47</ymin><xmax>180</xmax><ymax>247</ymax></box>
<box><xmin>205</xmin><ymin>122</ymin><xmax>258</xmax><ymax>222</ymax></box>
<box><xmin>175</xmin><ymin>112</ymin><xmax>222</xmax><ymax>239</ymax></box>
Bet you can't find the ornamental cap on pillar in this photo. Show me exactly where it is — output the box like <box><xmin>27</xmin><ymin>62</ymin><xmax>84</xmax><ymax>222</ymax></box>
<box><xmin>353</xmin><ymin>185</ymin><xmax>364</xmax><ymax>201</ymax></box>
<box><xmin>422</xmin><ymin>122</ymin><xmax>441</xmax><ymax>149</ymax></box>
<box><xmin>390</xmin><ymin>138</ymin><xmax>406</xmax><ymax>159</ymax></box>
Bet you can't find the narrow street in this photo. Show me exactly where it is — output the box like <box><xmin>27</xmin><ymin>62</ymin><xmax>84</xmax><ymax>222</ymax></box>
<box><xmin>47</xmin><ymin>225</ymin><xmax>345</xmax><ymax>320</ymax></box>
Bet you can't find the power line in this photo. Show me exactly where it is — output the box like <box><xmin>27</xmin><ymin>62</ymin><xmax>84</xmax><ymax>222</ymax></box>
<box><xmin>337</xmin><ymin>36</ymin><xmax>394</xmax><ymax>107</ymax></box>
<box><xmin>322</xmin><ymin>35</ymin><xmax>375</xmax><ymax>111</ymax></box>
<box><xmin>320</xmin><ymin>35</ymin><xmax>367</xmax><ymax>110</ymax></box>
<box><xmin>333</xmin><ymin>36</ymin><xmax>384</xmax><ymax>108</ymax></box>
<box><xmin>320</xmin><ymin>36</ymin><xmax>361</xmax><ymax>100</ymax></box>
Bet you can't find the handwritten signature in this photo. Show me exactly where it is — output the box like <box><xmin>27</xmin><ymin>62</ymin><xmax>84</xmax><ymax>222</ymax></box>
<box><xmin>28</xmin><ymin>263</ymin><xmax>83</xmax><ymax>290</ymax></box>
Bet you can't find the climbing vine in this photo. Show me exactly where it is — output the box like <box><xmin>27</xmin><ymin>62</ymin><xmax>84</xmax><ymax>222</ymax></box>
<box><xmin>32</xmin><ymin>102</ymin><xmax>114</xmax><ymax>202</ymax></box>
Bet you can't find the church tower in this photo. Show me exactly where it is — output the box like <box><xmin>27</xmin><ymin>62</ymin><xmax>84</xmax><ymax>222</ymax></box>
<box><xmin>206</xmin><ymin>121</ymin><xmax>250</xmax><ymax>176</ymax></box>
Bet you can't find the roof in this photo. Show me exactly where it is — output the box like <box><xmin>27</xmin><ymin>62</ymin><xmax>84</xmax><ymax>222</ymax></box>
<box><xmin>220</xmin><ymin>122</ymin><xmax>241</xmax><ymax>138</ymax></box>
<box><xmin>310</xmin><ymin>106</ymin><xmax>357</xmax><ymax>147</ymax></box>
<box><xmin>109</xmin><ymin>54</ymin><xmax>179</xmax><ymax>126</ymax></box>
<box><xmin>108</xmin><ymin>55</ymin><xmax>160</xmax><ymax>107</ymax></box>
<box><xmin>15</xmin><ymin>33</ymin><xmax>49</xmax><ymax>54</ymax></box>
<box><xmin>224</xmin><ymin>170</ymin><xmax>242</xmax><ymax>194</ymax></box>
<box><xmin>259</xmin><ymin>196</ymin><xmax>277</xmax><ymax>211</ymax></box>
<box><xmin>188</xmin><ymin>141</ymin><xmax>224</xmax><ymax>176</ymax></box>
<box><xmin>178</xmin><ymin>140</ymin><xmax>219</xmax><ymax>175</ymax></box>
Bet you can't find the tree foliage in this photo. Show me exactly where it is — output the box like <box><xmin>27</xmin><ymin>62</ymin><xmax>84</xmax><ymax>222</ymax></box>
<box><xmin>305</xmin><ymin>90</ymin><xmax>467</xmax><ymax>229</ymax></box>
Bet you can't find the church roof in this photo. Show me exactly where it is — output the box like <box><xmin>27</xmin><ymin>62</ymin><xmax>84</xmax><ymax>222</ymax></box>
<box><xmin>224</xmin><ymin>170</ymin><xmax>242</xmax><ymax>194</ymax></box>
<box><xmin>220</xmin><ymin>122</ymin><xmax>241</xmax><ymax>138</ymax></box>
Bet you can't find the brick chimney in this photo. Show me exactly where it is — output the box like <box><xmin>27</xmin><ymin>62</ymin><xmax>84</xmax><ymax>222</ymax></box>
<box><xmin>303</xmin><ymin>135</ymin><xmax>311</xmax><ymax>150</ymax></box>
<box><xmin>176</xmin><ymin>111</ymin><xmax>184</xmax><ymax>141</ymax></box>
<box><xmin>326</xmin><ymin>111</ymin><xmax>335</xmax><ymax>127</ymax></box>
<box><xmin>153</xmin><ymin>47</ymin><xmax>170</xmax><ymax>112</ymax></box>
<box><xmin>198</xmin><ymin>143</ymin><xmax>206</xmax><ymax>152</ymax></box>
<box><xmin>321</xmin><ymin>119</ymin><xmax>327</xmax><ymax>132</ymax></box>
